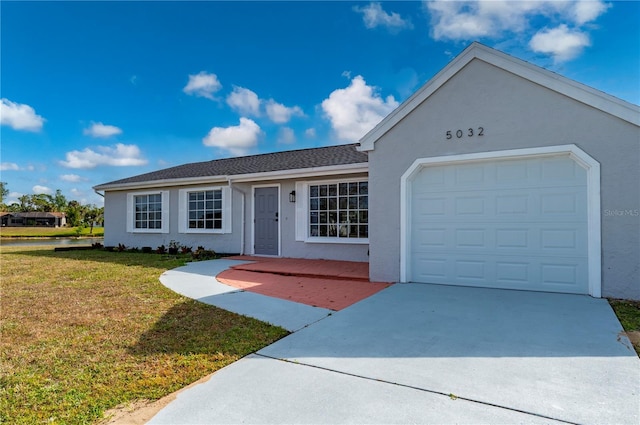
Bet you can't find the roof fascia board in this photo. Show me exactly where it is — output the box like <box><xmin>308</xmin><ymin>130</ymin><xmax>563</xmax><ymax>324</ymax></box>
<box><xmin>227</xmin><ymin>163</ymin><xmax>368</xmax><ymax>183</ymax></box>
<box><xmin>94</xmin><ymin>163</ymin><xmax>368</xmax><ymax>191</ymax></box>
<box><xmin>358</xmin><ymin>42</ymin><xmax>639</xmax><ymax>151</ymax></box>
<box><xmin>93</xmin><ymin>175</ymin><xmax>228</xmax><ymax>192</ymax></box>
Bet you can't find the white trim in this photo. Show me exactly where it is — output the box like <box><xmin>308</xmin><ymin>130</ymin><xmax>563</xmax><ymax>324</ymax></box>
<box><xmin>126</xmin><ymin>190</ymin><xmax>170</xmax><ymax>234</ymax></box>
<box><xmin>177</xmin><ymin>186</ymin><xmax>232</xmax><ymax>234</ymax></box>
<box><xmin>229</xmin><ymin>164</ymin><xmax>368</xmax><ymax>183</ymax></box>
<box><xmin>359</xmin><ymin>42</ymin><xmax>639</xmax><ymax>151</ymax></box>
<box><xmin>400</xmin><ymin>144</ymin><xmax>601</xmax><ymax>297</ymax></box>
<box><xmin>94</xmin><ymin>163</ymin><xmax>368</xmax><ymax>191</ymax></box>
<box><xmin>296</xmin><ymin>178</ymin><xmax>370</xmax><ymax>245</ymax></box>
<box><xmin>251</xmin><ymin>184</ymin><xmax>281</xmax><ymax>256</ymax></box>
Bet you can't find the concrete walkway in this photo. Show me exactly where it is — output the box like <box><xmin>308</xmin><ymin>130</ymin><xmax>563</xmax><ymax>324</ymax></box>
<box><xmin>159</xmin><ymin>259</ymin><xmax>334</xmax><ymax>332</ymax></box>
<box><xmin>156</xmin><ymin>260</ymin><xmax>640</xmax><ymax>424</ymax></box>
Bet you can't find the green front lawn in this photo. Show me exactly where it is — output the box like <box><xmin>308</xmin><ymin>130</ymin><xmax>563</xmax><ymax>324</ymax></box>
<box><xmin>0</xmin><ymin>246</ymin><xmax>288</xmax><ymax>424</ymax></box>
<box><xmin>0</xmin><ymin>226</ymin><xmax>104</xmax><ymax>238</ymax></box>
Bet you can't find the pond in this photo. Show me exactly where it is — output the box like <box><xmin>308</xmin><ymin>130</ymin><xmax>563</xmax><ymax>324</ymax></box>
<box><xmin>0</xmin><ymin>237</ymin><xmax>104</xmax><ymax>247</ymax></box>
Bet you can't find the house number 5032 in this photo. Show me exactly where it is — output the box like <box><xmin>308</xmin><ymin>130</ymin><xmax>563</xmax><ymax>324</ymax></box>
<box><xmin>446</xmin><ymin>127</ymin><xmax>484</xmax><ymax>139</ymax></box>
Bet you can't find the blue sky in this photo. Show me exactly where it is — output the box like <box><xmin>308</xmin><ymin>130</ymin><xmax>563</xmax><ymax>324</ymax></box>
<box><xmin>1</xmin><ymin>1</ymin><xmax>638</xmax><ymax>207</ymax></box>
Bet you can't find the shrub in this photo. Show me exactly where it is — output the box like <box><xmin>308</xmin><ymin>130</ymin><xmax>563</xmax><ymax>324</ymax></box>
<box><xmin>117</xmin><ymin>243</ymin><xmax>127</xmax><ymax>252</ymax></box>
<box><xmin>191</xmin><ymin>247</ymin><xmax>216</xmax><ymax>261</ymax></box>
<box><xmin>168</xmin><ymin>240</ymin><xmax>180</xmax><ymax>255</ymax></box>
<box><xmin>156</xmin><ymin>245</ymin><xmax>167</xmax><ymax>254</ymax></box>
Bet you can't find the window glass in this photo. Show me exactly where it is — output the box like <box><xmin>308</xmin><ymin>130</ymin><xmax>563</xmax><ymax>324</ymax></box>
<box><xmin>134</xmin><ymin>194</ymin><xmax>162</xmax><ymax>230</ymax></box>
<box><xmin>308</xmin><ymin>180</ymin><xmax>368</xmax><ymax>239</ymax></box>
<box><xmin>187</xmin><ymin>189</ymin><xmax>223</xmax><ymax>230</ymax></box>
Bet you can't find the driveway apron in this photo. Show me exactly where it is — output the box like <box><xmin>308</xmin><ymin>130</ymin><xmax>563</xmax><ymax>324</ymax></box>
<box><xmin>151</xmin><ymin>281</ymin><xmax>639</xmax><ymax>424</ymax></box>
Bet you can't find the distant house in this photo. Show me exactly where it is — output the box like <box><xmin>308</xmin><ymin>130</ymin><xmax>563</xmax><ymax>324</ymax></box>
<box><xmin>95</xmin><ymin>43</ymin><xmax>640</xmax><ymax>301</ymax></box>
<box><xmin>0</xmin><ymin>212</ymin><xmax>67</xmax><ymax>227</ymax></box>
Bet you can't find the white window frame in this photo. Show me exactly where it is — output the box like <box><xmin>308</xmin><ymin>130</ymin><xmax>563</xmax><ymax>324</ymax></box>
<box><xmin>178</xmin><ymin>186</ymin><xmax>232</xmax><ymax>234</ymax></box>
<box><xmin>126</xmin><ymin>190</ymin><xmax>170</xmax><ymax>234</ymax></box>
<box><xmin>295</xmin><ymin>179</ymin><xmax>369</xmax><ymax>244</ymax></box>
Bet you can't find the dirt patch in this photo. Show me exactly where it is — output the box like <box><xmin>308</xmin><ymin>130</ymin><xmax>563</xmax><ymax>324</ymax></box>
<box><xmin>626</xmin><ymin>331</ymin><xmax>640</xmax><ymax>351</ymax></box>
<box><xmin>99</xmin><ymin>373</ymin><xmax>214</xmax><ymax>424</ymax></box>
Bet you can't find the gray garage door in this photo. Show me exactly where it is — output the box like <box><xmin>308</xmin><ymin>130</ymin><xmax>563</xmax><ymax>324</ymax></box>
<box><xmin>410</xmin><ymin>155</ymin><xmax>589</xmax><ymax>294</ymax></box>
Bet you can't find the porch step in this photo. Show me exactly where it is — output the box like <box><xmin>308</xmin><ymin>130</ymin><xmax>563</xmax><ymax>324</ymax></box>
<box><xmin>216</xmin><ymin>268</ymin><xmax>392</xmax><ymax>311</ymax></box>
<box><xmin>226</xmin><ymin>256</ymin><xmax>370</xmax><ymax>282</ymax></box>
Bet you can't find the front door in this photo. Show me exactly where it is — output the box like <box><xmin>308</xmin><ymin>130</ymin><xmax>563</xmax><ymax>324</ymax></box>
<box><xmin>254</xmin><ymin>187</ymin><xmax>279</xmax><ymax>255</ymax></box>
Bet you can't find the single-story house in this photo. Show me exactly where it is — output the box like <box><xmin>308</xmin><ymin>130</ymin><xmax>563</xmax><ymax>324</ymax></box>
<box><xmin>0</xmin><ymin>212</ymin><xmax>67</xmax><ymax>227</ymax></box>
<box><xmin>94</xmin><ymin>43</ymin><xmax>639</xmax><ymax>300</ymax></box>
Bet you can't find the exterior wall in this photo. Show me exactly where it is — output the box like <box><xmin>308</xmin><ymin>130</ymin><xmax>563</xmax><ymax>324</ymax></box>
<box><xmin>103</xmin><ymin>172</ymin><xmax>369</xmax><ymax>262</ymax></box>
<box><xmin>368</xmin><ymin>59</ymin><xmax>640</xmax><ymax>300</ymax></box>
<box><xmin>236</xmin><ymin>173</ymin><xmax>369</xmax><ymax>262</ymax></box>
<box><xmin>104</xmin><ymin>185</ymin><xmax>241</xmax><ymax>253</ymax></box>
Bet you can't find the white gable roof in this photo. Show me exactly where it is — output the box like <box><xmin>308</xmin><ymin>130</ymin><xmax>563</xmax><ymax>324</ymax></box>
<box><xmin>358</xmin><ymin>42</ymin><xmax>639</xmax><ymax>151</ymax></box>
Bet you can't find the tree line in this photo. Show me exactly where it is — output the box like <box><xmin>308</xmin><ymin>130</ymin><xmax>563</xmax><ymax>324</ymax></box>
<box><xmin>0</xmin><ymin>182</ymin><xmax>104</xmax><ymax>228</ymax></box>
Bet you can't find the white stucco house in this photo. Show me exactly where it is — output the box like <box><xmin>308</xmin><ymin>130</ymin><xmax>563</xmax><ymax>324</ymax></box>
<box><xmin>94</xmin><ymin>43</ymin><xmax>640</xmax><ymax>300</ymax></box>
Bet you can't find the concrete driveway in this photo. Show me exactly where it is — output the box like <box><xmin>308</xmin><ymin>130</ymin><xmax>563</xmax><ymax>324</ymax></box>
<box><xmin>150</xmin><ymin>281</ymin><xmax>639</xmax><ymax>424</ymax></box>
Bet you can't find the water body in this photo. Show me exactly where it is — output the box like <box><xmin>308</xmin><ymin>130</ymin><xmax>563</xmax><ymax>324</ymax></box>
<box><xmin>0</xmin><ymin>237</ymin><xmax>104</xmax><ymax>247</ymax></box>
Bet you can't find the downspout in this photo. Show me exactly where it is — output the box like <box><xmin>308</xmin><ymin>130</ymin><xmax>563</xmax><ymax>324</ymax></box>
<box><xmin>227</xmin><ymin>178</ymin><xmax>247</xmax><ymax>255</ymax></box>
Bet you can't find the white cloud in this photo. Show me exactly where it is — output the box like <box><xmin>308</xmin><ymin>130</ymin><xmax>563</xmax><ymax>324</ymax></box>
<box><xmin>70</xmin><ymin>188</ymin><xmax>84</xmax><ymax>197</ymax></box>
<box><xmin>265</xmin><ymin>100</ymin><xmax>304</xmax><ymax>124</ymax></box>
<box><xmin>530</xmin><ymin>24</ymin><xmax>590</xmax><ymax>62</ymax></box>
<box><xmin>425</xmin><ymin>0</ymin><xmax>609</xmax><ymax>62</ymax></box>
<box><xmin>573</xmin><ymin>0</ymin><xmax>610</xmax><ymax>25</ymax></box>
<box><xmin>32</xmin><ymin>185</ymin><xmax>53</xmax><ymax>195</ymax></box>
<box><xmin>183</xmin><ymin>71</ymin><xmax>222</xmax><ymax>99</ymax></box>
<box><xmin>354</xmin><ymin>2</ymin><xmax>413</xmax><ymax>32</ymax></box>
<box><xmin>322</xmin><ymin>75</ymin><xmax>399</xmax><ymax>143</ymax></box>
<box><xmin>83</xmin><ymin>122</ymin><xmax>122</xmax><ymax>138</ymax></box>
<box><xmin>202</xmin><ymin>117</ymin><xmax>262</xmax><ymax>156</ymax></box>
<box><xmin>426</xmin><ymin>1</ymin><xmax>543</xmax><ymax>40</ymax></box>
<box><xmin>277</xmin><ymin>127</ymin><xmax>296</xmax><ymax>145</ymax></box>
<box><xmin>0</xmin><ymin>98</ymin><xmax>45</xmax><ymax>132</ymax></box>
<box><xmin>60</xmin><ymin>174</ymin><xmax>86</xmax><ymax>183</ymax></box>
<box><xmin>226</xmin><ymin>86</ymin><xmax>261</xmax><ymax>116</ymax></box>
<box><xmin>1</xmin><ymin>162</ymin><xmax>19</xmax><ymax>171</ymax></box>
<box><xmin>5</xmin><ymin>191</ymin><xmax>23</xmax><ymax>204</ymax></box>
<box><xmin>60</xmin><ymin>143</ymin><xmax>148</xmax><ymax>169</ymax></box>
<box><xmin>305</xmin><ymin>128</ymin><xmax>317</xmax><ymax>138</ymax></box>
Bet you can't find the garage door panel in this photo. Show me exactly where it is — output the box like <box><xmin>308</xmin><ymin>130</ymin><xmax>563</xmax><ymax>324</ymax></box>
<box><xmin>414</xmin><ymin>225</ymin><xmax>586</xmax><ymax>257</ymax></box>
<box><xmin>412</xmin><ymin>252</ymin><xmax>588</xmax><ymax>293</ymax></box>
<box><xmin>410</xmin><ymin>155</ymin><xmax>589</xmax><ymax>294</ymax></box>
<box><xmin>414</xmin><ymin>190</ymin><xmax>586</xmax><ymax>223</ymax></box>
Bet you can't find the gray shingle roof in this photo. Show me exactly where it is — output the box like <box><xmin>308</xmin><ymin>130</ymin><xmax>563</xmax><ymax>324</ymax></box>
<box><xmin>96</xmin><ymin>144</ymin><xmax>367</xmax><ymax>188</ymax></box>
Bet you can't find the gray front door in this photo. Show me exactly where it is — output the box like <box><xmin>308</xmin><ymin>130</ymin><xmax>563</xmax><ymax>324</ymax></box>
<box><xmin>254</xmin><ymin>187</ymin><xmax>279</xmax><ymax>255</ymax></box>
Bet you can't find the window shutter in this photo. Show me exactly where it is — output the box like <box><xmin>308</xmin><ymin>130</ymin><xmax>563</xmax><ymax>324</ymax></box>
<box><xmin>178</xmin><ymin>189</ymin><xmax>186</xmax><ymax>234</ymax></box>
<box><xmin>161</xmin><ymin>191</ymin><xmax>170</xmax><ymax>234</ymax></box>
<box><xmin>222</xmin><ymin>186</ymin><xmax>232</xmax><ymax>233</ymax></box>
<box><xmin>126</xmin><ymin>194</ymin><xmax>134</xmax><ymax>233</ymax></box>
<box><xmin>295</xmin><ymin>182</ymin><xmax>306</xmax><ymax>241</ymax></box>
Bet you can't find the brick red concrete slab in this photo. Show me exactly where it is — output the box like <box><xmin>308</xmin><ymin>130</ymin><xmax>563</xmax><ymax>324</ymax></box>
<box><xmin>217</xmin><ymin>269</ymin><xmax>392</xmax><ymax>311</ymax></box>
<box><xmin>226</xmin><ymin>256</ymin><xmax>369</xmax><ymax>281</ymax></box>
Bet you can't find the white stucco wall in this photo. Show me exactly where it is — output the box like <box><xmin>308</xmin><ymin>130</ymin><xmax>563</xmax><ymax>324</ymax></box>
<box><xmin>367</xmin><ymin>59</ymin><xmax>640</xmax><ymax>300</ymax></box>
<box><xmin>103</xmin><ymin>172</ymin><xmax>369</xmax><ymax>262</ymax></box>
